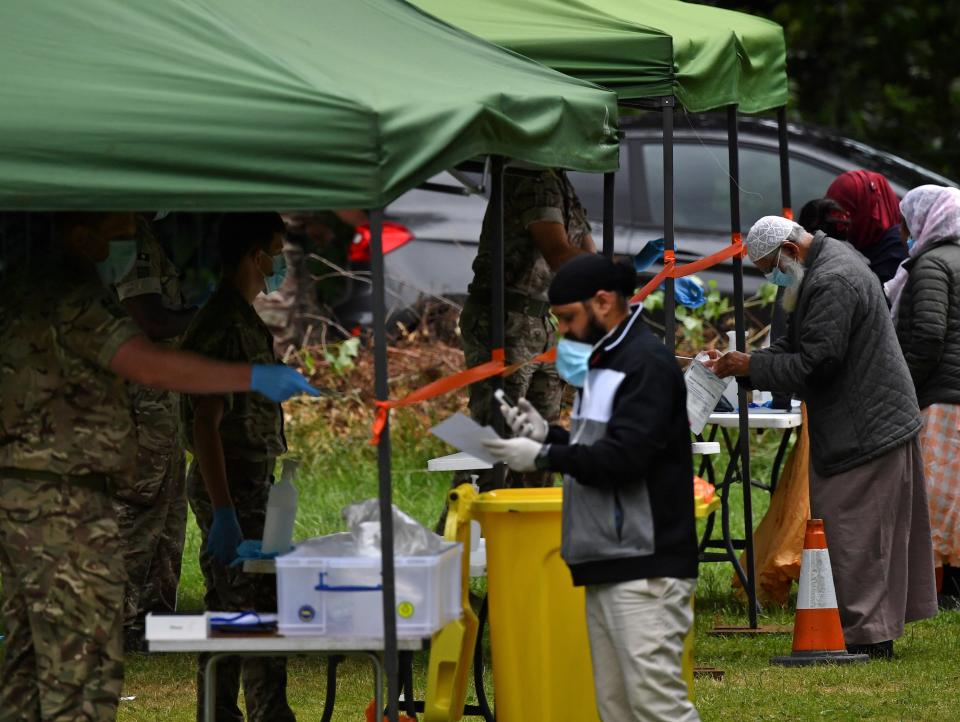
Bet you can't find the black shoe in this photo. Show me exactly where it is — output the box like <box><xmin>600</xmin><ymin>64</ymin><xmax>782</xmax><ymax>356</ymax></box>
<box><xmin>846</xmin><ymin>640</ymin><xmax>893</xmax><ymax>660</ymax></box>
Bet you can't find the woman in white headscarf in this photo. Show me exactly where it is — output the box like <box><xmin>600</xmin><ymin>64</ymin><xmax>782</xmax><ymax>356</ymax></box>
<box><xmin>889</xmin><ymin>185</ymin><xmax>960</xmax><ymax>603</ymax></box>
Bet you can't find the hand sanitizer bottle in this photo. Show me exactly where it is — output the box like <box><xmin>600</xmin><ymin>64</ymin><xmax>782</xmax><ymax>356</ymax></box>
<box><xmin>262</xmin><ymin>458</ymin><xmax>299</xmax><ymax>555</ymax></box>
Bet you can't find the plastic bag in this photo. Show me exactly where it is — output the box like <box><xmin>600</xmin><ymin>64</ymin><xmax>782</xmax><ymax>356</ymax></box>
<box><xmin>342</xmin><ymin>499</ymin><xmax>443</xmax><ymax>556</ymax></box>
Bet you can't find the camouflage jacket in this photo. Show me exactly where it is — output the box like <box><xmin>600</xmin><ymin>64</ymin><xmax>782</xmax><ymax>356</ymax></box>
<box><xmin>179</xmin><ymin>283</ymin><xmax>286</xmax><ymax>461</ymax></box>
<box><xmin>0</xmin><ymin>266</ymin><xmax>141</xmax><ymax>479</ymax></box>
<box><xmin>468</xmin><ymin>169</ymin><xmax>593</xmax><ymax>303</ymax></box>
<box><xmin>113</xmin><ymin>222</ymin><xmax>186</xmax><ymax>452</ymax></box>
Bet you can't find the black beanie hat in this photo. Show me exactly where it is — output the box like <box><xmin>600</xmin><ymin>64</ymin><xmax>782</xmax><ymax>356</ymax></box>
<box><xmin>548</xmin><ymin>253</ymin><xmax>638</xmax><ymax>305</ymax></box>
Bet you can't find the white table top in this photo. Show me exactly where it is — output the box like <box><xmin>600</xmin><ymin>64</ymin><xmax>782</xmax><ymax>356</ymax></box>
<box><xmin>149</xmin><ymin>634</ymin><xmax>425</xmax><ymax>654</ymax></box>
<box><xmin>706</xmin><ymin>410</ymin><xmax>803</xmax><ymax>429</ymax></box>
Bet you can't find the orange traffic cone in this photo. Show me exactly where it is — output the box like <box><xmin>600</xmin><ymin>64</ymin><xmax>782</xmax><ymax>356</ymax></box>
<box><xmin>771</xmin><ymin>519</ymin><xmax>869</xmax><ymax>666</ymax></box>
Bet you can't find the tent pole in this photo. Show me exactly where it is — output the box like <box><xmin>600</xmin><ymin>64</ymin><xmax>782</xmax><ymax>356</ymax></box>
<box><xmin>602</xmin><ymin>171</ymin><xmax>615</xmax><ymax>257</ymax></box>
<box><xmin>661</xmin><ymin>97</ymin><xmax>676</xmax><ymax>349</ymax></box>
<box><xmin>370</xmin><ymin>208</ymin><xmax>400</xmax><ymax>722</ymax></box>
<box><xmin>771</xmin><ymin>106</ymin><xmax>792</xmax><ymax>407</ymax></box>
<box><xmin>490</xmin><ymin>156</ymin><xmax>506</xmax><ymax>484</ymax></box>
<box><xmin>726</xmin><ymin>105</ymin><xmax>758</xmax><ymax>628</ymax></box>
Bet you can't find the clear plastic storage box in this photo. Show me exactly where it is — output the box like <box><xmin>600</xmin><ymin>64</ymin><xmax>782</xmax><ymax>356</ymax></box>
<box><xmin>276</xmin><ymin>533</ymin><xmax>461</xmax><ymax>638</ymax></box>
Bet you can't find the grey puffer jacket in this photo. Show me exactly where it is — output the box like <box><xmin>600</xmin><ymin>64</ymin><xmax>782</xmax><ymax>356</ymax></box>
<box><xmin>894</xmin><ymin>241</ymin><xmax>960</xmax><ymax>408</ymax></box>
<box><xmin>750</xmin><ymin>233</ymin><xmax>922</xmax><ymax>477</ymax></box>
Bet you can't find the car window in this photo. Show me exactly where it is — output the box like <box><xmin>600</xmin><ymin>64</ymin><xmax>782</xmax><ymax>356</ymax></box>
<box><xmin>642</xmin><ymin>143</ymin><xmax>838</xmax><ymax>232</ymax></box>
<box><xmin>567</xmin><ymin>145</ymin><xmax>632</xmax><ymax>223</ymax></box>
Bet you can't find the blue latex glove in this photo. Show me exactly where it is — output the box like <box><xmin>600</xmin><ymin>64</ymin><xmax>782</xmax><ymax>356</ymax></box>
<box><xmin>673</xmin><ymin>277</ymin><xmax>706</xmax><ymax>309</ymax></box>
<box><xmin>229</xmin><ymin>539</ymin><xmax>291</xmax><ymax>567</ymax></box>
<box><xmin>634</xmin><ymin>238</ymin><xmax>665</xmax><ymax>271</ymax></box>
<box><xmin>208</xmin><ymin>506</ymin><xmax>244</xmax><ymax>565</ymax></box>
<box><xmin>251</xmin><ymin>364</ymin><xmax>320</xmax><ymax>402</ymax></box>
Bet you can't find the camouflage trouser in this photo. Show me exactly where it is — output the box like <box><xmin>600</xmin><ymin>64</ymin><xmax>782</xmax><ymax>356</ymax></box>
<box><xmin>458</xmin><ymin>297</ymin><xmax>562</xmax><ymax>491</ymax></box>
<box><xmin>114</xmin><ymin>442</ymin><xmax>187</xmax><ymax>639</ymax></box>
<box><xmin>0</xmin><ymin>475</ymin><xmax>124</xmax><ymax>722</ymax></box>
<box><xmin>187</xmin><ymin>459</ymin><xmax>296</xmax><ymax>722</ymax></box>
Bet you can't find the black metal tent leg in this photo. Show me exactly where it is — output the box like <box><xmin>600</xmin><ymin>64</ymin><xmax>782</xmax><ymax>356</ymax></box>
<box><xmin>370</xmin><ymin>208</ymin><xmax>401</xmax><ymax>721</ymax></box>
<box><xmin>662</xmin><ymin>98</ymin><xmax>676</xmax><ymax>349</ymax></box>
<box><xmin>726</xmin><ymin>106</ymin><xmax>758</xmax><ymax>627</ymax></box>
<box><xmin>490</xmin><ymin>156</ymin><xmax>506</xmax><ymax>487</ymax></box>
<box><xmin>603</xmin><ymin>171</ymin><xmax>615</xmax><ymax>257</ymax></box>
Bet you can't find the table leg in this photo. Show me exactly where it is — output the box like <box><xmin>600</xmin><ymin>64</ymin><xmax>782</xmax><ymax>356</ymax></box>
<box><xmin>321</xmin><ymin>655</ymin><xmax>345</xmax><ymax>722</ymax></box>
<box><xmin>769</xmin><ymin>428</ymin><xmax>793</xmax><ymax>494</ymax></box>
<box><xmin>363</xmin><ymin>651</ymin><xmax>384</xmax><ymax>720</ymax></box>
<box><xmin>203</xmin><ymin>653</ymin><xmax>225</xmax><ymax>722</ymax></box>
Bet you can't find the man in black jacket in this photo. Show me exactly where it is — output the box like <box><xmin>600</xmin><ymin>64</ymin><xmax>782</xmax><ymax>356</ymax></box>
<box><xmin>484</xmin><ymin>254</ymin><xmax>700</xmax><ymax>722</ymax></box>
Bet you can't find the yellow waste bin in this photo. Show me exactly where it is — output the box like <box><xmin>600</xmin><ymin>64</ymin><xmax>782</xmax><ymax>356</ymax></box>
<box><xmin>472</xmin><ymin>486</ymin><xmax>694</xmax><ymax>722</ymax></box>
<box><xmin>472</xmin><ymin>487</ymin><xmax>599</xmax><ymax>722</ymax></box>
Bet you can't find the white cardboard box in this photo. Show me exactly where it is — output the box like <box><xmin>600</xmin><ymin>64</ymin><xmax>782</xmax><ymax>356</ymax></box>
<box><xmin>145</xmin><ymin>613</ymin><xmax>208</xmax><ymax>641</ymax></box>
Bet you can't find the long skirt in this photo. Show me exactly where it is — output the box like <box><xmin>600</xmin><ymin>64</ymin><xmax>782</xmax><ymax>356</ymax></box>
<box><xmin>919</xmin><ymin>403</ymin><xmax>960</xmax><ymax>566</ymax></box>
<box><xmin>809</xmin><ymin>436</ymin><xmax>938</xmax><ymax>645</ymax></box>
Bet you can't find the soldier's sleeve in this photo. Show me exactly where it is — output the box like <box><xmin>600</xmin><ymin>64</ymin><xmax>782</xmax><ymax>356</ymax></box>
<box><xmin>515</xmin><ymin>172</ymin><xmax>565</xmax><ymax>228</ymax></box>
<box><xmin>56</xmin><ymin>281</ymin><xmax>142</xmax><ymax>370</ymax></box>
<box><xmin>114</xmin><ymin>236</ymin><xmax>162</xmax><ymax>301</ymax></box>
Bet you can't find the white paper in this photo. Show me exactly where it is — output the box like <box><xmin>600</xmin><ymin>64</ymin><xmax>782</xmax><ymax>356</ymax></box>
<box><xmin>684</xmin><ymin>359</ymin><xmax>729</xmax><ymax>435</ymax></box>
<box><xmin>430</xmin><ymin>412</ymin><xmax>502</xmax><ymax>465</ymax></box>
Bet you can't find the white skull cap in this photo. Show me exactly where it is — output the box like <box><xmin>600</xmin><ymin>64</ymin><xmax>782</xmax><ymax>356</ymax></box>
<box><xmin>745</xmin><ymin>215</ymin><xmax>799</xmax><ymax>263</ymax></box>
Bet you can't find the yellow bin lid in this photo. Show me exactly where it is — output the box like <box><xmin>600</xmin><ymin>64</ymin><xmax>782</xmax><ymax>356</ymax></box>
<box><xmin>471</xmin><ymin>487</ymin><xmax>562</xmax><ymax>513</ymax></box>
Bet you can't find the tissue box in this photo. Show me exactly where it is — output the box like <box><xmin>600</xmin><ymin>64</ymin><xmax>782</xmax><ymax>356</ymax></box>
<box><xmin>276</xmin><ymin>533</ymin><xmax>461</xmax><ymax>638</ymax></box>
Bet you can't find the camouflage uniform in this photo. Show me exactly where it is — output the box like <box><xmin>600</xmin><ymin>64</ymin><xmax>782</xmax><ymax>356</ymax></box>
<box><xmin>463</xmin><ymin>169</ymin><xmax>593</xmax><ymax>490</ymax></box>
<box><xmin>0</xmin><ymin>267</ymin><xmax>141</xmax><ymax>721</ymax></box>
<box><xmin>112</xmin><ymin>224</ymin><xmax>189</xmax><ymax>643</ymax></box>
<box><xmin>180</xmin><ymin>283</ymin><xmax>294</xmax><ymax>722</ymax></box>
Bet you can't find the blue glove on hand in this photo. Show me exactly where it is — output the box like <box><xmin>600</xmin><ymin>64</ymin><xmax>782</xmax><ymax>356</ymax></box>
<box><xmin>251</xmin><ymin>364</ymin><xmax>320</xmax><ymax>402</ymax></box>
<box><xmin>634</xmin><ymin>238</ymin><xmax>665</xmax><ymax>271</ymax></box>
<box><xmin>674</xmin><ymin>277</ymin><xmax>706</xmax><ymax>309</ymax></box>
<box><xmin>208</xmin><ymin>506</ymin><xmax>244</xmax><ymax>565</ymax></box>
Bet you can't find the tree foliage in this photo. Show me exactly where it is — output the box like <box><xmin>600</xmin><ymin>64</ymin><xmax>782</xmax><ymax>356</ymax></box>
<box><xmin>711</xmin><ymin>0</ymin><xmax>960</xmax><ymax>181</ymax></box>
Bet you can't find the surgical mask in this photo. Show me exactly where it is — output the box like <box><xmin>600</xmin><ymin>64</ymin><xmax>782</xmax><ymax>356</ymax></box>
<box><xmin>95</xmin><ymin>239</ymin><xmax>137</xmax><ymax>285</ymax></box>
<box><xmin>556</xmin><ymin>339</ymin><xmax>593</xmax><ymax>388</ymax></box>
<box><xmin>763</xmin><ymin>249</ymin><xmax>796</xmax><ymax>288</ymax></box>
<box><xmin>907</xmin><ymin>236</ymin><xmax>915</xmax><ymax>251</ymax></box>
<box><xmin>263</xmin><ymin>252</ymin><xmax>287</xmax><ymax>294</ymax></box>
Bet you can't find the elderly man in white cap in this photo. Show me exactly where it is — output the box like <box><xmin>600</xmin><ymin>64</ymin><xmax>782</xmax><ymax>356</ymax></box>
<box><xmin>707</xmin><ymin>216</ymin><xmax>937</xmax><ymax>659</ymax></box>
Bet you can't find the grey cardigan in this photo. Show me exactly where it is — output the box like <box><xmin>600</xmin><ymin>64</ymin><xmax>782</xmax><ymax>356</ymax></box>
<box><xmin>894</xmin><ymin>241</ymin><xmax>960</xmax><ymax>409</ymax></box>
<box><xmin>750</xmin><ymin>233</ymin><xmax>922</xmax><ymax>476</ymax></box>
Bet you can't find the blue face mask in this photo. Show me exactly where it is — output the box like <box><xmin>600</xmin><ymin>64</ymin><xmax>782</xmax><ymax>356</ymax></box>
<box><xmin>263</xmin><ymin>252</ymin><xmax>287</xmax><ymax>294</ymax></box>
<box><xmin>907</xmin><ymin>236</ymin><xmax>915</xmax><ymax>251</ymax></box>
<box><xmin>95</xmin><ymin>238</ymin><xmax>138</xmax><ymax>286</ymax></box>
<box><xmin>762</xmin><ymin>249</ymin><xmax>795</xmax><ymax>288</ymax></box>
<box><xmin>556</xmin><ymin>339</ymin><xmax>593</xmax><ymax>388</ymax></box>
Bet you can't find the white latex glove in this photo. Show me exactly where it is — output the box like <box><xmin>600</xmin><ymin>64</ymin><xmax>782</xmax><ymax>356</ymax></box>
<box><xmin>499</xmin><ymin>397</ymin><xmax>549</xmax><ymax>442</ymax></box>
<box><xmin>482</xmin><ymin>437</ymin><xmax>542</xmax><ymax>472</ymax></box>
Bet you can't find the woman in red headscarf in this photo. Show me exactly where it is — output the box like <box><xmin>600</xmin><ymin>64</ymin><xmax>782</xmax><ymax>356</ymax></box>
<box><xmin>826</xmin><ymin>170</ymin><xmax>907</xmax><ymax>284</ymax></box>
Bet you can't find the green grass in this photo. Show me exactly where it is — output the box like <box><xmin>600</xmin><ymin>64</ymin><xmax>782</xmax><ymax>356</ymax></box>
<box><xmin>12</xmin><ymin>402</ymin><xmax>960</xmax><ymax>721</ymax></box>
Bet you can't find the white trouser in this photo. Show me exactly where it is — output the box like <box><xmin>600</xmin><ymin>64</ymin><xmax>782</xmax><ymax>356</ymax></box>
<box><xmin>586</xmin><ymin>577</ymin><xmax>700</xmax><ymax>722</ymax></box>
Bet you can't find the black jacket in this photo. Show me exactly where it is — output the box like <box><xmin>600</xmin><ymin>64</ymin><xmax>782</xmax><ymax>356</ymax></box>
<box><xmin>894</xmin><ymin>241</ymin><xmax>960</xmax><ymax>408</ymax></box>
<box><xmin>546</xmin><ymin>307</ymin><xmax>698</xmax><ymax>586</ymax></box>
<box><xmin>750</xmin><ymin>233</ymin><xmax>922</xmax><ymax>477</ymax></box>
<box><xmin>860</xmin><ymin>225</ymin><xmax>908</xmax><ymax>285</ymax></box>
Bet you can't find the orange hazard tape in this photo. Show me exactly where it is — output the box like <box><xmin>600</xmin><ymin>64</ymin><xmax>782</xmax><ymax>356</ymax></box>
<box><xmin>369</xmin><ymin>347</ymin><xmax>557</xmax><ymax>445</ymax></box>
<box><xmin>370</xmin><ymin>235</ymin><xmax>746</xmax><ymax>443</ymax></box>
<box><xmin>630</xmin><ymin>236</ymin><xmax>745</xmax><ymax>304</ymax></box>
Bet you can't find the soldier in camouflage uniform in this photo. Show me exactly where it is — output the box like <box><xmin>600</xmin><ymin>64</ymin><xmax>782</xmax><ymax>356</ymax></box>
<box><xmin>0</xmin><ymin>212</ymin><xmax>304</xmax><ymax>722</ymax></box>
<box><xmin>180</xmin><ymin>213</ymin><xmax>296</xmax><ymax>722</ymax></box>
<box><xmin>111</xmin><ymin>217</ymin><xmax>196</xmax><ymax>650</ymax></box>
<box><xmin>462</xmin><ymin>168</ymin><xmax>595</xmax><ymax>490</ymax></box>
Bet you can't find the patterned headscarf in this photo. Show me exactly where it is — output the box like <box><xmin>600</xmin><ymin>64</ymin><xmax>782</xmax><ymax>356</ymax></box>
<box><xmin>826</xmin><ymin>170</ymin><xmax>901</xmax><ymax>251</ymax></box>
<box><xmin>886</xmin><ymin>185</ymin><xmax>960</xmax><ymax>317</ymax></box>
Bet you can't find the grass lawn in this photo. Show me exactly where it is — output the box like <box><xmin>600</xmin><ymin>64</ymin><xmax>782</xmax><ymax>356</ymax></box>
<box><xmin>6</xmin><ymin>388</ymin><xmax>954</xmax><ymax>721</ymax></box>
